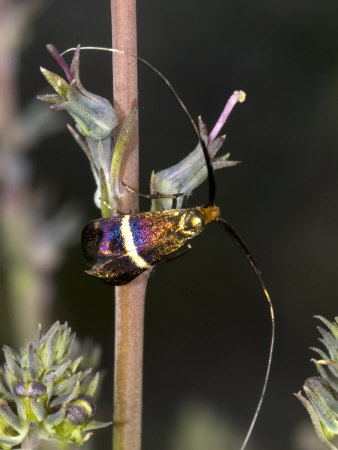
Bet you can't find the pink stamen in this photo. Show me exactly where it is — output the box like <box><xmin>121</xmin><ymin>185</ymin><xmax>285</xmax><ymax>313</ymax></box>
<box><xmin>46</xmin><ymin>44</ymin><xmax>74</xmax><ymax>83</ymax></box>
<box><xmin>208</xmin><ymin>90</ymin><xmax>246</xmax><ymax>143</ymax></box>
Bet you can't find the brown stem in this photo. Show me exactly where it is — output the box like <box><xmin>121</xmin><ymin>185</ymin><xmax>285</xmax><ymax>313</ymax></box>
<box><xmin>113</xmin><ymin>274</ymin><xmax>149</xmax><ymax>450</ymax></box>
<box><xmin>112</xmin><ymin>0</ymin><xmax>138</xmax><ymax>215</ymax></box>
<box><xmin>111</xmin><ymin>1</ymin><xmax>148</xmax><ymax>450</ymax></box>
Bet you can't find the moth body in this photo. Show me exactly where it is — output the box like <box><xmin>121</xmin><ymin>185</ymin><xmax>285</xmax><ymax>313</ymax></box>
<box><xmin>82</xmin><ymin>206</ymin><xmax>219</xmax><ymax>285</ymax></box>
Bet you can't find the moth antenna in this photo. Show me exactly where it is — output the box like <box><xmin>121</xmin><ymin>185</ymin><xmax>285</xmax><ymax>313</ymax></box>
<box><xmin>61</xmin><ymin>46</ymin><xmax>199</xmax><ymax>137</ymax></box>
<box><xmin>216</xmin><ymin>217</ymin><xmax>275</xmax><ymax>450</ymax></box>
<box><xmin>61</xmin><ymin>46</ymin><xmax>217</xmax><ymax>206</ymax></box>
<box><xmin>199</xmin><ymin>134</ymin><xmax>216</xmax><ymax>206</ymax></box>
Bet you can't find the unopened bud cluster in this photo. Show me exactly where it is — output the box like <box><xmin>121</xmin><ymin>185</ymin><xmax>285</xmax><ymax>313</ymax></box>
<box><xmin>295</xmin><ymin>316</ymin><xmax>338</xmax><ymax>449</ymax></box>
<box><xmin>0</xmin><ymin>322</ymin><xmax>109</xmax><ymax>448</ymax></box>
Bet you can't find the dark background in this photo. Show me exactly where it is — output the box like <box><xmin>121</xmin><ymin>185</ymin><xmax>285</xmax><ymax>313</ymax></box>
<box><xmin>6</xmin><ymin>0</ymin><xmax>338</xmax><ymax>449</ymax></box>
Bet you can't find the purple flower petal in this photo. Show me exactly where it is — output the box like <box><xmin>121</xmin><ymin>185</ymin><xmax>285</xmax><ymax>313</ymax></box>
<box><xmin>209</xmin><ymin>90</ymin><xmax>246</xmax><ymax>143</ymax></box>
<box><xmin>46</xmin><ymin>44</ymin><xmax>74</xmax><ymax>83</ymax></box>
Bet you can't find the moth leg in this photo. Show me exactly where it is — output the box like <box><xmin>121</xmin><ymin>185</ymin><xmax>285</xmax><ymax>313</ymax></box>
<box><xmin>181</xmin><ymin>194</ymin><xmax>189</xmax><ymax>208</ymax></box>
<box><xmin>168</xmin><ymin>193</ymin><xmax>189</xmax><ymax>209</ymax></box>
<box><xmin>122</xmin><ymin>180</ymin><xmax>187</xmax><ymax>203</ymax></box>
<box><xmin>100</xmin><ymin>199</ymin><xmax>126</xmax><ymax>216</ymax></box>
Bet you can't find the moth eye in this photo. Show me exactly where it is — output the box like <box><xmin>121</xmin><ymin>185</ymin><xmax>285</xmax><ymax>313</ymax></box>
<box><xmin>191</xmin><ymin>216</ymin><xmax>202</xmax><ymax>229</ymax></box>
<box><xmin>82</xmin><ymin>221</ymin><xmax>104</xmax><ymax>265</ymax></box>
<box><xmin>180</xmin><ymin>211</ymin><xmax>204</xmax><ymax>236</ymax></box>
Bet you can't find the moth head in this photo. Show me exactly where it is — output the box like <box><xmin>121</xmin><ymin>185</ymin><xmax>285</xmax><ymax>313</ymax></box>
<box><xmin>81</xmin><ymin>220</ymin><xmax>104</xmax><ymax>265</ymax></box>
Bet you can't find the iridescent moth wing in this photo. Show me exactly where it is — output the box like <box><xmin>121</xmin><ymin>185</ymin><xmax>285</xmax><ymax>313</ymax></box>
<box><xmin>81</xmin><ymin>208</ymin><xmax>209</xmax><ymax>285</ymax></box>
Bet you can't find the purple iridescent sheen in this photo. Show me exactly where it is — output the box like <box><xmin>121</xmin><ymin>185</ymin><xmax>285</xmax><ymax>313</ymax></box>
<box><xmin>81</xmin><ymin>210</ymin><xmax>190</xmax><ymax>284</ymax></box>
<box><xmin>98</xmin><ymin>218</ymin><xmax>124</xmax><ymax>257</ymax></box>
<box><xmin>129</xmin><ymin>212</ymin><xmax>183</xmax><ymax>264</ymax></box>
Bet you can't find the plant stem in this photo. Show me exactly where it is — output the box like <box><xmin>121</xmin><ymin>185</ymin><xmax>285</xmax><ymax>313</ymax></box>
<box><xmin>111</xmin><ymin>0</ymin><xmax>139</xmax><ymax>213</ymax></box>
<box><xmin>113</xmin><ymin>275</ymin><xmax>148</xmax><ymax>450</ymax></box>
<box><xmin>111</xmin><ymin>1</ymin><xmax>148</xmax><ymax>449</ymax></box>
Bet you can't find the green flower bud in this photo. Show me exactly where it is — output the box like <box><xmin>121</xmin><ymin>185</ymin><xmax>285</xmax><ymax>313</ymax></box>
<box><xmin>38</xmin><ymin>45</ymin><xmax>118</xmax><ymax>140</ymax></box>
<box><xmin>0</xmin><ymin>399</ymin><xmax>28</xmax><ymax>449</ymax></box>
<box><xmin>152</xmin><ymin>117</ymin><xmax>239</xmax><ymax>211</ymax></box>
<box><xmin>295</xmin><ymin>316</ymin><xmax>338</xmax><ymax>449</ymax></box>
<box><xmin>304</xmin><ymin>377</ymin><xmax>338</xmax><ymax>439</ymax></box>
<box><xmin>0</xmin><ymin>322</ymin><xmax>110</xmax><ymax>448</ymax></box>
<box><xmin>66</xmin><ymin>395</ymin><xmax>96</xmax><ymax>425</ymax></box>
<box><xmin>13</xmin><ymin>382</ymin><xmax>46</xmax><ymax>399</ymax></box>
